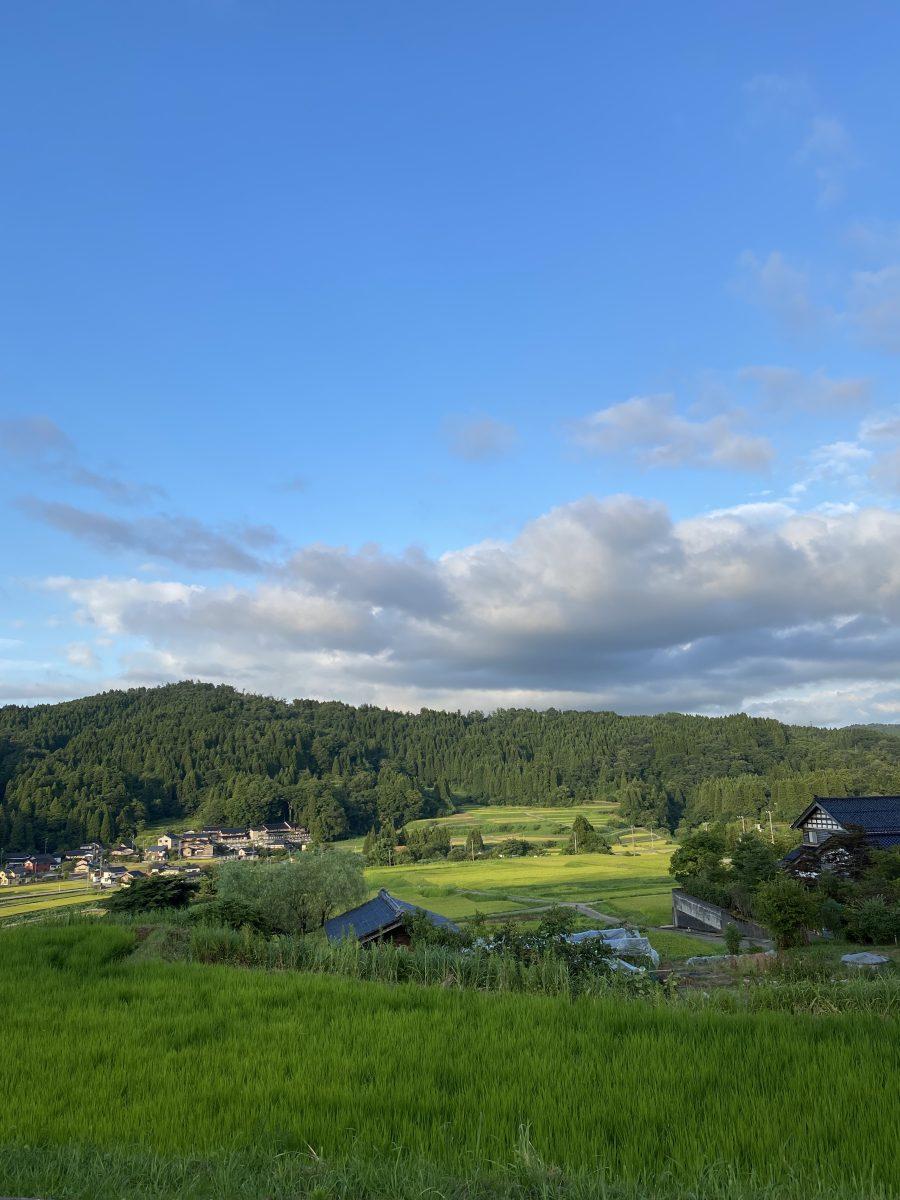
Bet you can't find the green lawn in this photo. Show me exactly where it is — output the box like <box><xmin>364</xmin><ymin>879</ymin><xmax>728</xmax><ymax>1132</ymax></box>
<box><xmin>0</xmin><ymin>923</ymin><xmax>897</xmax><ymax>1200</ymax></box>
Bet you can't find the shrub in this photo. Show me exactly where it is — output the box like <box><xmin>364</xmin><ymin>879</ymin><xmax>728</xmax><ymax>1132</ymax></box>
<box><xmin>723</xmin><ymin>923</ymin><xmax>742</xmax><ymax>955</ymax></box>
<box><xmin>753</xmin><ymin>875</ymin><xmax>818</xmax><ymax>950</ymax></box>
<box><xmin>844</xmin><ymin>896</ymin><xmax>900</xmax><ymax>945</ymax></box>
<box><xmin>103</xmin><ymin>876</ymin><xmax>198</xmax><ymax>913</ymax></box>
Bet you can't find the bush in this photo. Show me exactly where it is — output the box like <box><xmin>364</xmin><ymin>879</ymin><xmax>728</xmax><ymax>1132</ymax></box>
<box><xmin>103</xmin><ymin>876</ymin><xmax>198</xmax><ymax>913</ymax></box>
<box><xmin>753</xmin><ymin>875</ymin><xmax>818</xmax><ymax>950</ymax></box>
<box><xmin>723</xmin><ymin>923</ymin><xmax>742</xmax><ymax>955</ymax></box>
<box><xmin>490</xmin><ymin>838</ymin><xmax>535</xmax><ymax>858</ymax></box>
<box><xmin>844</xmin><ymin>896</ymin><xmax>900</xmax><ymax>945</ymax></box>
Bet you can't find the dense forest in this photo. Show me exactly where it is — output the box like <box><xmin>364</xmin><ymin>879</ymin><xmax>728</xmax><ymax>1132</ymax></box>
<box><xmin>3</xmin><ymin>682</ymin><xmax>900</xmax><ymax>852</ymax></box>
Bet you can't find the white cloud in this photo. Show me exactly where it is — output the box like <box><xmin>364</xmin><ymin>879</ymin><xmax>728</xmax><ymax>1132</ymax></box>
<box><xmin>849</xmin><ymin>265</ymin><xmax>900</xmax><ymax>353</ymax></box>
<box><xmin>736</xmin><ymin>251</ymin><xmax>828</xmax><ymax>334</ymax></box>
<box><xmin>739</xmin><ymin>365</ymin><xmax>870</xmax><ymax>411</ymax></box>
<box><xmin>797</xmin><ymin>115</ymin><xmax>855</xmax><ymax>207</ymax></box>
<box><xmin>568</xmin><ymin>395</ymin><xmax>772</xmax><ymax>471</ymax></box>
<box><xmin>38</xmin><ymin>495</ymin><xmax>900</xmax><ymax>723</ymax></box>
<box><xmin>65</xmin><ymin>641</ymin><xmax>99</xmax><ymax>670</ymax></box>
<box><xmin>0</xmin><ymin>415</ymin><xmax>162</xmax><ymax>505</ymax></box>
<box><xmin>744</xmin><ymin>75</ymin><xmax>855</xmax><ymax>206</ymax></box>
<box><xmin>444</xmin><ymin>416</ymin><xmax>518</xmax><ymax>462</ymax></box>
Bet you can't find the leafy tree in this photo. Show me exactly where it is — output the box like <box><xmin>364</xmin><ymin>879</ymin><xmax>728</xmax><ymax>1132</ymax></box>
<box><xmin>564</xmin><ymin>815</ymin><xmax>612</xmax><ymax>854</ymax></box>
<box><xmin>5</xmin><ymin>680</ymin><xmax>900</xmax><ymax>854</ymax></box>
<box><xmin>216</xmin><ymin>851</ymin><xmax>365</xmax><ymax>934</ymax></box>
<box><xmin>670</xmin><ymin>829</ymin><xmax>727</xmax><ymax>886</ymax></box>
<box><xmin>103</xmin><ymin>875</ymin><xmax>198</xmax><ymax>912</ymax></box>
<box><xmin>490</xmin><ymin>837</ymin><xmax>536</xmax><ymax>858</ymax></box>
<box><xmin>465</xmin><ymin>827</ymin><xmax>485</xmax><ymax>859</ymax></box>
<box><xmin>730</xmin><ymin>833</ymin><xmax>778</xmax><ymax>890</ymax></box>
<box><xmin>753</xmin><ymin>875</ymin><xmax>818</xmax><ymax>949</ymax></box>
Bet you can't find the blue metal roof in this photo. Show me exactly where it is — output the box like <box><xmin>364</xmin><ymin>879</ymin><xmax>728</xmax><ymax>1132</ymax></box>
<box><xmin>793</xmin><ymin>796</ymin><xmax>900</xmax><ymax>834</ymax></box>
<box><xmin>324</xmin><ymin>889</ymin><xmax>459</xmax><ymax>944</ymax></box>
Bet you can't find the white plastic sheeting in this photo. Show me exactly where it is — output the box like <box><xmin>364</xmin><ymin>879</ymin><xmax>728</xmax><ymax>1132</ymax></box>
<box><xmin>566</xmin><ymin>927</ymin><xmax>660</xmax><ymax>968</ymax></box>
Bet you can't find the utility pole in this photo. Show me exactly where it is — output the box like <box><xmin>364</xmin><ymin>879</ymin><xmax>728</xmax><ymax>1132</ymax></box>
<box><xmin>630</xmin><ymin>825</ymin><xmax>636</xmax><ymax>852</ymax></box>
<box><xmin>765</xmin><ymin>809</ymin><xmax>775</xmax><ymax>845</ymax></box>
<box><xmin>739</xmin><ymin>814</ymin><xmax>746</xmax><ymax>834</ymax></box>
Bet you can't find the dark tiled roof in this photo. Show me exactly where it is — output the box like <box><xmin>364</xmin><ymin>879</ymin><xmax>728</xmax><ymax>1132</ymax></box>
<box><xmin>324</xmin><ymin>889</ymin><xmax>458</xmax><ymax>944</ymax></box>
<box><xmin>793</xmin><ymin>796</ymin><xmax>900</xmax><ymax>833</ymax></box>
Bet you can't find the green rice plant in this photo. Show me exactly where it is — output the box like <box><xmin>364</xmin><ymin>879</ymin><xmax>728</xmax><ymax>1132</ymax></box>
<box><xmin>0</xmin><ymin>923</ymin><xmax>898</xmax><ymax>1200</ymax></box>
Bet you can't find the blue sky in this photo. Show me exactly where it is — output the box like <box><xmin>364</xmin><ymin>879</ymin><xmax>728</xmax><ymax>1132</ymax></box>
<box><xmin>4</xmin><ymin>2</ymin><xmax>900</xmax><ymax>723</ymax></box>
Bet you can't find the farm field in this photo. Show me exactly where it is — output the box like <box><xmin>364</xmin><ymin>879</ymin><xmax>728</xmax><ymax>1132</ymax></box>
<box><xmin>0</xmin><ymin>923</ymin><xmax>897</xmax><ymax>1200</ymax></box>
<box><xmin>365</xmin><ymin>838</ymin><xmax>676</xmax><ymax>925</ymax></box>
<box><xmin>407</xmin><ymin>800</ymin><xmax>670</xmax><ymax>845</ymax></box>
<box><xmin>0</xmin><ymin>880</ymin><xmax>100</xmax><ymax>921</ymax></box>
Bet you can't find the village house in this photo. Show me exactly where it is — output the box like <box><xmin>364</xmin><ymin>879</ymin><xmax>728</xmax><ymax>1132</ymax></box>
<box><xmin>324</xmin><ymin>889</ymin><xmax>459</xmax><ymax>947</ymax></box>
<box><xmin>0</xmin><ymin>865</ymin><xmax>27</xmax><ymax>887</ymax></box>
<box><xmin>248</xmin><ymin>821</ymin><xmax>311</xmax><ymax>849</ymax></box>
<box><xmin>65</xmin><ymin>842</ymin><xmax>102</xmax><ymax>863</ymax></box>
<box><xmin>143</xmin><ymin>845</ymin><xmax>169</xmax><ymax>864</ymax></box>
<box><xmin>71</xmin><ymin>856</ymin><xmax>95</xmax><ymax>877</ymax></box>
<box><xmin>179</xmin><ymin>834</ymin><xmax>217</xmax><ymax>859</ymax></box>
<box><xmin>201</xmin><ymin>827</ymin><xmax>251</xmax><ymax>848</ymax></box>
<box><xmin>92</xmin><ymin>865</ymin><xmax>135</xmax><ymax>888</ymax></box>
<box><xmin>110</xmin><ymin>844</ymin><xmax>139</xmax><ymax>862</ymax></box>
<box><xmin>24</xmin><ymin>854</ymin><xmax>61</xmax><ymax>876</ymax></box>
<box><xmin>156</xmin><ymin>832</ymin><xmax>183</xmax><ymax>852</ymax></box>
<box><xmin>785</xmin><ymin>795</ymin><xmax>900</xmax><ymax>876</ymax></box>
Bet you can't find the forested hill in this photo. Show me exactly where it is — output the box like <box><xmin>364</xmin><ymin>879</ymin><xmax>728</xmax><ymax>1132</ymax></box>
<box><xmin>3</xmin><ymin>682</ymin><xmax>900</xmax><ymax>852</ymax></box>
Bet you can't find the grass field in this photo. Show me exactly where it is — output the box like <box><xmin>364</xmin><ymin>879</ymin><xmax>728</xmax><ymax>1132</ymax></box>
<box><xmin>0</xmin><ymin>879</ymin><xmax>101</xmax><ymax>921</ymax></box>
<box><xmin>365</xmin><ymin>841</ymin><xmax>676</xmax><ymax>923</ymax></box>
<box><xmin>0</xmin><ymin>923</ymin><xmax>897</xmax><ymax>1200</ymax></box>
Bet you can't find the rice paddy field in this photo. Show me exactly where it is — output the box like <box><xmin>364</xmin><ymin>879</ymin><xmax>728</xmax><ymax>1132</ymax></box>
<box><xmin>0</xmin><ymin>879</ymin><xmax>101</xmax><ymax>920</ymax></box>
<box><xmin>1</xmin><ymin>922</ymin><xmax>898</xmax><ymax>1200</ymax></box>
<box><xmin>364</xmin><ymin>838</ymin><xmax>677</xmax><ymax>924</ymax></box>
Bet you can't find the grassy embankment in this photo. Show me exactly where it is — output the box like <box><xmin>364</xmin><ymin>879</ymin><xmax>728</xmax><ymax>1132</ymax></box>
<box><xmin>0</xmin><ymin>922</ymin><xmax>897</xmax><ymax>1200</ymax></box>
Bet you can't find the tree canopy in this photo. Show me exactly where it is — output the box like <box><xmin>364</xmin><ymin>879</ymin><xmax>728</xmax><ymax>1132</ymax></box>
<box><xmin>3</xmin><ymin>680</ymin><xmax>900</xmax><ymax>851</ymax></box>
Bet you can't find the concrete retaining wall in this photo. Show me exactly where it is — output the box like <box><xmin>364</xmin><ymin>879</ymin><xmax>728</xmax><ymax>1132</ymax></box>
<box><xmin>671</xmin><ymin>889</ymin><xmax>769</xmax><ymax>941</ymax></box>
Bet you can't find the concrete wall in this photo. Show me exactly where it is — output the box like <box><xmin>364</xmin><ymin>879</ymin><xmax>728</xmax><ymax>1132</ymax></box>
<box><xmin>671</xmin><ymin>889</ymin><xmax>769</xmax><ymax>941</ymax></box>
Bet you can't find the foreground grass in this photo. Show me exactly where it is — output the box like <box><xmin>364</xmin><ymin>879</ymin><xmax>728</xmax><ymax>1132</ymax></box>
<box><xmin>0</xmin><ymin>1143</ymin><xmax>893</xmax><ymax>1200</ymax></box>
<box><xmin>1</xmin><ymin>924</ymin><xmax>897</xmax><ymax>1200</ymax></box>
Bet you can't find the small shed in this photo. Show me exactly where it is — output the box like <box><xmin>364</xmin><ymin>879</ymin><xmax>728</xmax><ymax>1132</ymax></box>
<box><xmin>324</xmin><ymin>888</ymin><xmax>458</xmax><ymax>947</ymax></box>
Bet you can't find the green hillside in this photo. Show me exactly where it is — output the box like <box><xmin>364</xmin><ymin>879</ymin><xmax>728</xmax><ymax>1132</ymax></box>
<box><xmin>3</xmin><ymin>681</ymin><xmax>900</xmax><ymax>852</ymax></box>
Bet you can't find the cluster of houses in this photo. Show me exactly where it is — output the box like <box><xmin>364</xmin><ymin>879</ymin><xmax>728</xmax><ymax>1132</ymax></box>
<box><xmin>0</xmin><ymin>820</ymin><xmax>311</xmax><ymax>890</ymax></box>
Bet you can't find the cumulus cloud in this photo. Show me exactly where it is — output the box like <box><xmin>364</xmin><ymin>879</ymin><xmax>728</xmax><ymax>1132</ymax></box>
<box><xmin>0</xmin><ymin>415</ymin><xmax>162</xmax><ymax>504</ymax></box>
<box><xmin>65</xmin><ymin>641</ymin><xmax>100</xmax><ymax>669</ymax></box>
<box><xmin>848</xmin><ymin>266</ymin><xmax>900</xmax><ymax>353</ymax></box>
<box><xmin>744</xmin><ymin>75</ymin><xmax>855</xmax><ymax>206</ymax></box>
<box><xmin>796</xmin><ymin>115</ymin><xmax>855</xmax><ymax>207</ymax></box>
<box><xmin>736</xmin><ymin>251</ymin><xmax>828</xmax><ymax>334</ymax></box>
<box><xmin>568</xmin><ymin>395</ymin><xmax>773</xmax><ymax>472</ymax></box>
<box><xmin>444</xmin><ymin>416</ymin><xmax>518</xmax><ymax>461</ymax></box>
<box><xmin>39</xmin><ymin>494</ymin><xmax>900</xmax><ymax>722</ymax></box>
<box><xmin>21</xmin><ymin>499</ymin><xmax>270</xmax><ymax>573</ymax></box>
<box><xmin>739</xmin><ymin>365</ymin><xmax>870</xmax><ymax>411</ymax></box>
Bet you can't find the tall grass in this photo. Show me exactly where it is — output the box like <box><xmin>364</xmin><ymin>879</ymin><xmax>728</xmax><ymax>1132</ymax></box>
<box><xmin>187</xmin><ymin>923</ymin><xmax>637</xmax><ymax>997</ymax></box>
<box><xmin>1</xmin><ymin>923</ymin><xmax>898</xmax><ymax>1199</ymax></box>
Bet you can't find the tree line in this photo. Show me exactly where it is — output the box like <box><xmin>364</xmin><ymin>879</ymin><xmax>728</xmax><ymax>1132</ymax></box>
<box><xmin>2</xmin><ymin>680</ymin><xmax>900</xmax><ymax>851</ymax></box>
